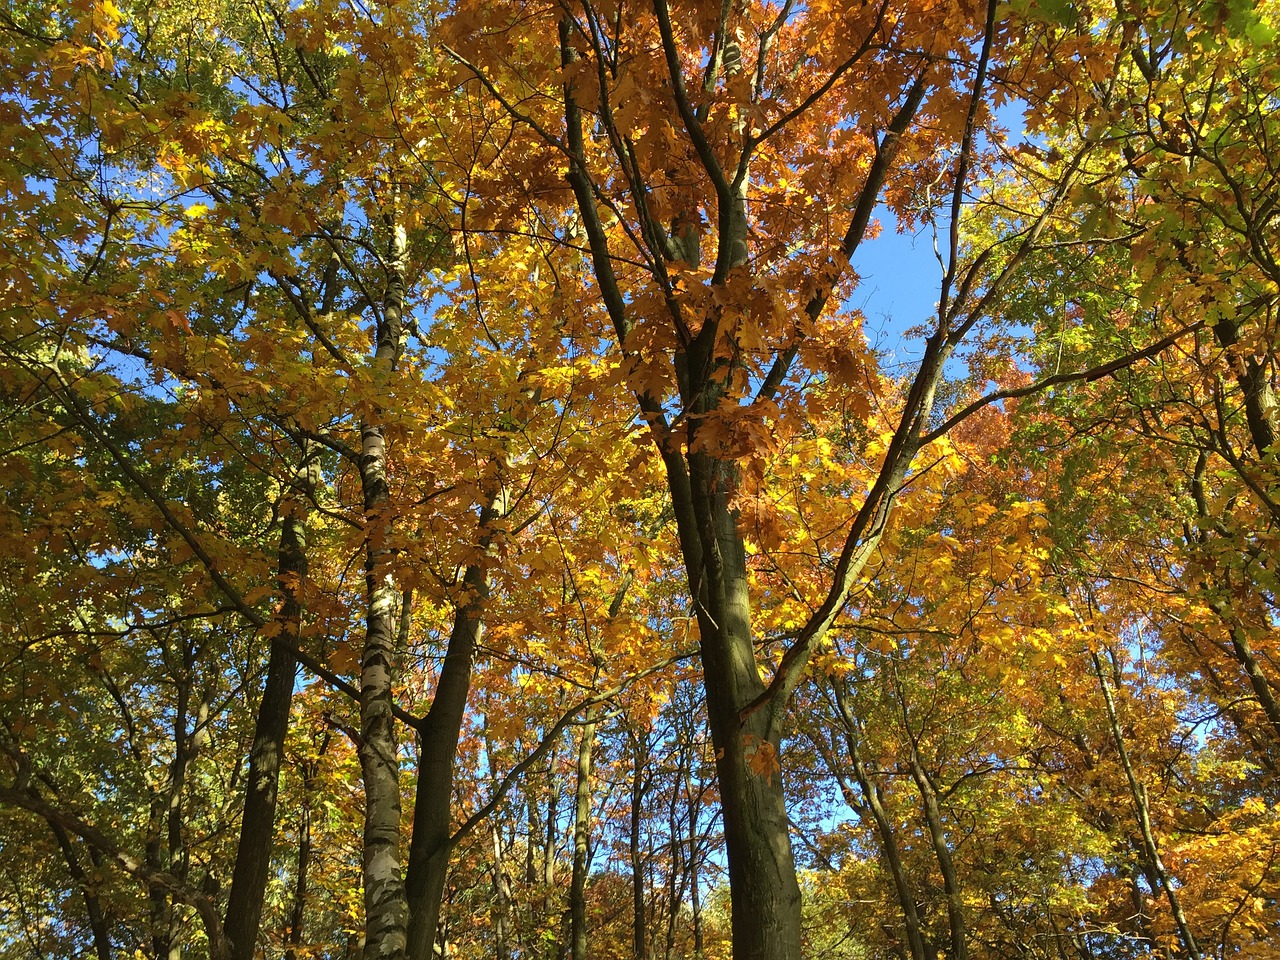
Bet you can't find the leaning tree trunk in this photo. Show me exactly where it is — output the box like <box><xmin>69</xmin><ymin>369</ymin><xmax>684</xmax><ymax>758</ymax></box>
<box><xmin>829</xmin><ymin>679</ymin><xmax>928</xmax><ymax>960</ymax></box>
<box><xmin>1093</xmin><ymin>650</ymin><xmax>1202</xmax><ymax>960</ymax></box>
<box><xmin>404</xmin><ymin>508</ymin><xmax>496</xmax><ymax>960</ymax></box>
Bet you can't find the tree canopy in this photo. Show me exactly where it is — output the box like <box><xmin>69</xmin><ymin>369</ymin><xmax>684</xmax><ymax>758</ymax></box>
<box><xmin>1</xmin><ymin>1</ymin><xmax>1277</xmax><ymax>959</ymax></box>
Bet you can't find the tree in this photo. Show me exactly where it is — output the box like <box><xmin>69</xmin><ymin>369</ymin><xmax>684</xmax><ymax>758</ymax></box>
<box><xmin>5</xmin><ymin>0</ymin><xmax>1280</xmax><ymax>958</ymax></box>
<box><xmin>434</xmin><ymin>0</ymin><xmax>1219</xmax><ymax>953</ymax></box>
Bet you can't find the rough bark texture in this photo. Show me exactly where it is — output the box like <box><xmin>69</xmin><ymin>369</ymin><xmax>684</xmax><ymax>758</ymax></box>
<box><xmin>682</xmin><ymin>461</ymin><xmax>803</xmax><ymax>960</ymax></box>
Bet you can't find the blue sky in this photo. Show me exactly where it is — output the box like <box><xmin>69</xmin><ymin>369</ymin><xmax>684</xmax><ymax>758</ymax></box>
<box><xmin>852</xmin><ymin>207</ymin><xmax>943</xmax><ymax>366</ymax></box>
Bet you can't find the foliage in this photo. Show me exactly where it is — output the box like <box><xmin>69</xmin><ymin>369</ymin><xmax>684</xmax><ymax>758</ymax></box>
<box><xmin>2</xmin><ymin>0</ymin><xmax>1278</xmax><ymax>959</ymax></box>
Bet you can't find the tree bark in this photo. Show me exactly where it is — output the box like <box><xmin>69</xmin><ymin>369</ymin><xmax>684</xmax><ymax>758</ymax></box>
<box><xmin>404</xmin><ymin>505</ymin><xmax>498</xmax><ymax>960</ymax></box>
<box><xmin>491</xmin><ymin>822</ymin><xmax>515</xmax><ymax>960</ymax></box>
<box><xmin>905</xmin><ymin>747</ymin><xmax>967</xmax><ymax>960</ymax></box>
<box><xmin>226</xmin><ymin>443</ymin><xmax>313</xmax><ymax>960</ymax></box>
<box><xmin>555</xmin><ymin>5</ymin><xmax>938</xmax><ymax>953</ymax></box>
<box><xmin>49</xmin><ymin>820</ymin><xmax>112</xmax><ymax>960</ymax></box>
<box><xmin>569</xmin><ymin>716</ymin><xmax>598</xmax><ymax>960</ymax></box>
<box><xmin>628</xmin><ymin>725</ymin><xmax>649</xmax><ymax>960</ymax></box>
<box><xmin>357</xmin><ymin>217</ymin><xmax>412</xmax><ymax>960</ymax></box>
<box><xmin>285</xmin><ymin>735</ymin><xmax>327</xmax><ymax>960</ymax></box>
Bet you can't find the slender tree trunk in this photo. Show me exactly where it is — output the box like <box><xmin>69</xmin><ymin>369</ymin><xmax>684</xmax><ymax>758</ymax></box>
<box><xmin>685</xmin><ymin>754</ymin><xmax>707</xmax><ymax>960</ymax></box>
<box><xmin>357</xmin><ymin>216</ymin><xmax>412</xmax><ymax>960</ymax></box>
<box><xmin>283</xmin><ymin>781</ymin><xmax>312</xmax><ymax>960</ymax></box>
<box><xmin>226</xmin><ymin>443</ymin><xmax>313</xmax><ymax>960</ymax></box>
<box><xmin>829</xmin><ymin>680</ymin><xmax>927</xmax><ymax>960</ymax></box>
<box><xmin>541</xmin><ymin>749</ymin><xmax>560</xmax><ymax>954</ymax></box>
<box><xmin>544</xmin><ymin>755</ymin><xmax>559</xmax><ymax>892</ymax></box>
<box><xmin>663</xmin><ymin>744</ymin><xmax>687</xmax><ymax>960</ymax></box>
<box><xmin>905</xmin><ymin>748</ymin><xmax>967</xmax><ymax>960</ymax></box>
<box><xmin>285</xmin><ymin>735</ymin><xmax>327</xmax><ymax>960</ymax></box>
<box><xmin>893</xmin><ymin>666</ymin><xmax>967</xmax><ymax>960</ymax></box>
<box><xmin>49</xmin><ymin>821</ymin><xmax>112</xmax><ymax>960</ymax></box>
<box><xmin>1093</xmin><ymin>651</ymin><xmax>1201</xmax><ymax>960</ymax></box>
<box><xmin>569</xmin><ymin>716</ymin><xmax>598</xmax><ymax>960</ymax></box>
<box><xmin>689</xmin><ymin>841</ymin><xmax>704</xmax><ymax>960</ymax></box>
<box><xmin>628</xmin><ymin>725</ymin><xmax>649</xmax><ymax>960</ymax></box>
<box><xmin>491</xmin><ymin>823</ymin><xmax>514</xmax><ymax>960</ymax></box>
<box><xmin>146</xmin><ymin>805</ymin><xmax>168</xmax><ymax>960</ymax></box>
<box><xmin>151</xmin><ymin>643</ymin><xmax>197</xmax><ymax>960</ymax></box>
<box><xmin>405</xmin><ymin>505</ymin><xmax>498</xmax><ymax>960</ymax></box>
<box><xmin>676</xmin><ymin>711</ymin><xmax>708</xmax><ymax>960</ymax></box>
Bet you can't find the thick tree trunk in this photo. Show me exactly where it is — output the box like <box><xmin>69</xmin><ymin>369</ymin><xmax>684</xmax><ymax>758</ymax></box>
<box><xmin>225</xmin><ymin>633</ymin><xmax>298</xmax><ymax>960</ymax></box>
<box><xmin>359</xmin><ymin>420</ymin><xmax>409</xmax><ymax>960</ymax></box>
<box><xmin>683</xmin><ymin>469</ymin><xmax>802</xmax><ymax>960</ymax></box>
<box><xmin>557</xmin><ymin>11</ymin><xmax>935</xmax><ymax>954</ymax></box>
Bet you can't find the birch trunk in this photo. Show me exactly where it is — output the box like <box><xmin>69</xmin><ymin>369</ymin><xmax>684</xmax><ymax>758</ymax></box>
<box><xmin>357</xmin><ymin>218</ymin><xmax>411</xmax><ymax>960</ymax></box>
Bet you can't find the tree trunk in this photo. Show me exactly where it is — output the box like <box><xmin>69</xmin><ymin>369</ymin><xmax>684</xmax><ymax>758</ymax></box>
<box><xmin>405</xmin><ymin>507</ymin><xmax>497</xmax><ymax>960</ymax></box>
<box><xmin>491</xmin><ymin>823</ymin><xmax>514</xmax><ymax>960</ymax></box>
<box><xmin>906</xmin><ymin>748</ymin><xmax>967</xmax><ymax>960</ymax></box>
<box><xmin>285</xmin><ymin>735</ymin><xmax>327</xmax><ymax>960</ymax></box>
<box><xmin>685</xmin><ymin>470</ymin><xmax>802</xmax><ymax>960</ymax></box>
<box><xmin>569</xmin><ymin>716</ymin><xmax>598</xmax><ymax>960</ymax></box>
<box><xmin>1093</xmin><ymin>651</ymin><xmax>1201</xmax><ymax>960</ymax></box>
<box><xmin>628</xmin><ymin>725</ymin><xmax>649</xmax><ymax>960</ymax></box>
<box><xmin>829</xmin><ymin>680</ymin><xmax>927</xmax><ymax>960</ymax></box>
<box><xmin>556</xmin><ymin>8</ymin><xmax>935</xmax><ymax>953</ymax></box>
<box><xmin>226</xmin><ymin>444</ymin><xmax>312</xmax><ymax>960</ymax></box>
<box><xmin>49</xmin><ymin>820</ymin><xmax>112</xmax><ymax>960</ymax></box>
<box><xmin>357</xmin><ymin>217</ymin><xmax>412</xmax><ymax>960</ymax></box>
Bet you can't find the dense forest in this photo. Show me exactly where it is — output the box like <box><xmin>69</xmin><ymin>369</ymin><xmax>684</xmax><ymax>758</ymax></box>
<box><xmin>1</xmin><ymin>0</ymin><xmax>1277</xmax><ymax>958</ymax></box>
